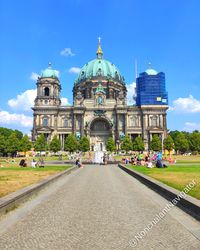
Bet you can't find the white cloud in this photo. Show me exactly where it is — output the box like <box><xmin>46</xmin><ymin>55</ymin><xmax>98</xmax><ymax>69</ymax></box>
<box><xmin>8</xmin><ymin>89</ymin><xmax>37</xmax><ymax>112</ymax></box>
<box><xmin>183</xmin><ymin>122</ymin><xmax>200</xmax><ymax>132</ymax></box>
<box><xmin>0</xmin><ymin>110</ymin><xmax>33</xmax><ymax>127</ymax></box>
<box><xmin>126</xmin><ymin>82</ymin><xmax>136</xmax><ymax>104</ymax></box>
<box><xmin>61</xmin><ymin>97</ymin><xmax>70</xmax><ymax>106</ymax></box>
<box><xmin>170</xmin><ymin>95</ymin><xmax>200</xmax><ymax>113</ymax></box>
<box><xmin>60</xmin><ymin>48</ymin><xmax>75</xmax><ymax>57</ymax></box>
<box><xmin>69</xmin><ymin>67</ymin><xmax>81</xmax><ymax>74</ymax></box>
<box><xmin>30</xmin><ymin>72</ymin><xmax>40</xmax><ymax>81</ymax></box>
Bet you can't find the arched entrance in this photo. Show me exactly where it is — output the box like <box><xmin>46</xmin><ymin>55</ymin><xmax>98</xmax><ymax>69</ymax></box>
<box><xmin>90</xmin><ymin>118</ymin><xmax>112</xmax><ymax>152</ymax></box>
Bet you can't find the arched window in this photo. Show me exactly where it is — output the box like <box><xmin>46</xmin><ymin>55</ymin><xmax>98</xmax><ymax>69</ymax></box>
<box><xmin>98</xmin><ymin>96</ymin><xmax>103</xmax><ymax>104</ymax></box>
<box><xmin>63</xmin><ymin>119</ymin><xmax>68</xmax><ymax>128</ymax></box>
<box><xmin>77</xmin><ymin>118</ymin><xmax>81</xmax><ymax>129</ymax></box>
<box><xmin>151</xmin><ymin>116</ymin><xmax>157</xmax><ymax>127</ymax></box>
<box><xmin>43</xmin><ymin>117</ymin><xmax>48</xmax><ymax>127</ymax></box>
<box><xmin>131</xmin><ymin>116</ymin><xmax>138</xmax><ymax>127</ymax></box>
<box><xmin>44</xmin><ymin>87</ymin><xmax>50</xmax><ymax>96</ymax></box>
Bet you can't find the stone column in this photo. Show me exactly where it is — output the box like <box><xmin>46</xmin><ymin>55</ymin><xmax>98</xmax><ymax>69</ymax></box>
<box><xmin>163</xmin><ymin>114</ymin><xmax>167</xmax><ymax>129</ymax></box>
<box><xmin>73</xmin><ymin>114</ymin><xmax>76</xmax><ymax>134</ymax></box>
<box><xmin>116</xmin><ymin>112</ymin><xmax>119</xmax><ymax>139</ymax></box>
<box><xmin>142</xmin><ymin>113</ymin><xmax>148</xmax><ymax>150</ymax></box>
<box><xmin>147</xmin><ymin>115</ymin><xmax>149</xmax><ymax>127</ymax></box>
<box><xmin>159</xmin><ymin>115</ymin><xmax>163</xmax><ymax>128</ymax></box>
<box><xmin>62</xmin><ymin>134</ymin><xmax>65</xmax><ymax>150</ymax></box>
<box><xmin>124</xmin><ymin>114</ymin><xmax>127</xmax><ymax>134</ymax></box>
<box><xmin>81</xmin><ymin>115</ymin><xmax>84</xmax><ymax>136</ymax></box>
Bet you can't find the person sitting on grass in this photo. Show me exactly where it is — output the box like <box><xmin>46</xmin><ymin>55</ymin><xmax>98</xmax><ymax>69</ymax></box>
<box><xmin>145</xmin><ymin>153</ymin><xmax>150</xmax><ymax>162</ymax></box>
<box><xmin>146</xmin><ymin>161</ymin><xmax>154</xmax><ymax>168</ymax></box>
<box><xmin>140</xmin><ymin>158</ymin><xmax>146</xmax><ymax>166</ymax></box>
<box><xmin>38</xmin><ymin>158</ymin><xmax>44</xmax><ymax>168</ymax></box>
<box><xmin>19</xmin><ymin>159</ymin><xmax>27</xmax><ymax>167</ymax></box>
<box><xmin>125</xmin><ymin>158</ymin><xmax>129</xmax><ymax>164</ymax></box>
<box><xmin>76</xmin><ymin>158</ymin><xmax>82</xmax><ymax>168</ymax></box>
<box><xmin>31</xmin><ymin>159</ymin><xmax>37</xmax><ymax>168</ymax></box>
<box><xmin>156</xmin><ymin>159</ymin><xmax>163</xmax><ymax>168</ymax></box>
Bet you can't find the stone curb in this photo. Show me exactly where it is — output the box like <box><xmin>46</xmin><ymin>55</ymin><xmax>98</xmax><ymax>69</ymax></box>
<box><xmin>0</xmin><ymin>165</ymin><xmax>78</xmax><ymax>216</ymax></box>
<box><xmin>118</xmin><ymin>164</ymin><xmax>200</xmax><ymax>221</ymax></box>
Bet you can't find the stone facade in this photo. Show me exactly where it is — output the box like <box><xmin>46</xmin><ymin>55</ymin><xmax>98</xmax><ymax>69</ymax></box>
<box><xmin>32</xmin><ymin>43</ymin><xmax>168</xmax><ymax>151</ymax></box>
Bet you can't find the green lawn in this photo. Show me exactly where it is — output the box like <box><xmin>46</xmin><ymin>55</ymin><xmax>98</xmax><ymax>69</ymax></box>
<box><xmin>0</xmin><ymin>165</ymin><xmax>72</xmax><ymax>197</ymax></box>
<box><xmin>128</xmin><ymin>165</ymin><xmax>200</xmax><ymax>199</ymax></box>
<box><xmin>0</xmin><ymin>155</ymin><xmax>69</xmax><ymax>163</ymax></box>
<box><xmin>170</xmin><ymin>155</ymin><xmax>200</xmax><ymax>163</ymax></box>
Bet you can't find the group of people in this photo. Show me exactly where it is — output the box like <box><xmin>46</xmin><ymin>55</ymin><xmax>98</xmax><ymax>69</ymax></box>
<box><xmin>19</xmin><ymin>158</ymin><xmax>45</xmax><ymax>168</ymax></box>
<box><xmin>123</xmin><ymin>151</ymin><xmax>167</xmax><ymax>168</ymax></box>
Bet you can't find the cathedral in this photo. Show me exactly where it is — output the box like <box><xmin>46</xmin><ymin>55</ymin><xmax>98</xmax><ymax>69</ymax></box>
<box><xmin>32</xmin><ymin>40</ymin><xmax>168</xmax><ymax>151</ymax></box>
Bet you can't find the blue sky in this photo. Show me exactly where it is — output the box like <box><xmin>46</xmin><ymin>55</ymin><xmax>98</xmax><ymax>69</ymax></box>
<box><xmin>0</xmin><ymin>0</ymin><xmax>200</xmax><ymax>134</ymax></box>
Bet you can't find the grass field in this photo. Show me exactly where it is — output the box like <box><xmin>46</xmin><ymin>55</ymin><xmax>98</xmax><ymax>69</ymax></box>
<box><xmin>114</xmin><ymin>154</ymin><xmax>200</xmax><ymax>163</ymax></box>
<box><xmin>170</xmin><ymin>155</ymin><xmax>200</xmax><ymax>163</ymax></box>
<box><xmin>128</xmin><ymin>165</ymin><xmax>200</xmax><ymax>199</ymax></box>
<box><xmin>0</xmin><ymin>156</ymin><xmax>69</xmax><ymax>164</ymax></box>
<box><xmin>0</xmin><ymin>165</ymin><xmax>72</xmax><ymax>198</ymax></box>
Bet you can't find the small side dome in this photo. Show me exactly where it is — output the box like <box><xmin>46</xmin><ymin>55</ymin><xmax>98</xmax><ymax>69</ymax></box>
<box><xmin>145</xmin><ymin>62</ymin><xmax>158</xmax><ymax>75</ymax></box>
<box><xmin>41</xmin><ymin>63</ymin><xmax>59</xmax><ymax>79</ymax></box>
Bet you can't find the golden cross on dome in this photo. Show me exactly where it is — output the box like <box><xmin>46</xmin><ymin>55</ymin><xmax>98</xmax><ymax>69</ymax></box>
<box><xmin>96</xmin><ymin>36</ymin><xmax>103</xmax><ymax>59</ymax></box>
<box><xmin>98</xmin><ymin>36</ymin><xmax>101</xmax><ymax>44</ymax></box>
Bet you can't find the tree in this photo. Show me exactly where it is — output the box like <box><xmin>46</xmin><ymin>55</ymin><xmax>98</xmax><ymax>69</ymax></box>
<box><xmin>174</xmin><ymin>132</ymin><xmax>189</xmax><ymax>154</ymax></box>
<box><xmin>64</xmin><ymin>134</ymin><xmax>78</xmax><ymax>153</ymax></box>
<box><xmin>163</xmin><ymin>135</ymin><xmax>174</xmax><ymax>152</ymax></box>
<box><xmin>188</xmin><ymin>131</ymin><xmax>200</xmax><ymax>153</ymax></box>
<box><xmin>0</xmin><ymin>134</ymin><xmax>6</xmax><ymax>155</ymax></box>
<box><xmin>120</xmin><ymin>135</ymin><xmax>132</xmax><ymax>153</ymax></box>
<box><xmin>78</xmin><ymin>136</ymin><xmax>90</xmax><ymax>152</ymax></box>
<box><xmin>14</xmin><ymin>129</ymin><xmax>23</xmax><ymax>140</ymax></box>
<box><xmin>49</xmin><ymin>135</ymin><xmax>61</xmax><ymax>153</ymax></box>
<box><xmin>5</xmin><ymin>133</ymin><xmax>20</xmax><ymax>156</ymax></box>
<box><xmin>19</xmin><ymin>135</ymin><xmax>32</xmax><ymax>154</ymax></box>
<box><xmin>150</xmin><ymin>135</ymin><xmax>162</xmax><ymax>151</ymax></box>
<box><xmin>0</xmin><ymin>127</ymin><xmax>23</xmax><ymax>140</ymax></box>
<box><xmin>132</xmin><ymin>136</ymin><xmax>144</xmax><ymax>152</ymax></box>
<box><xmin>106</xmin><ymin>137</ymin><xmax>116</xmax><ymax>152</ymax></box>
<box><xmin>169</xmin><ymin>130</ymin><xmax>180</xmax><ymax>142</ymax></box>
<box><xmin>34</xmin><ymin>134</ymin><xmax>47</xmax><ymax>152</ymax></box>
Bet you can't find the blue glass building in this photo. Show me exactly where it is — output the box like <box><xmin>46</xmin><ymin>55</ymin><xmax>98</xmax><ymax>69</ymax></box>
<box><xmin>136</xmin><ymin>64</ymin><xmax>168</xmax><ymax>106</ymax></box>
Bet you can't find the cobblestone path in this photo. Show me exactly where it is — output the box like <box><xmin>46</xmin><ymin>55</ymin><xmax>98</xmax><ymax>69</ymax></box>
<box><xmin>0</xmin><ymin>165</ymin><xmax>200</xmax><ymax>249</ymax></box>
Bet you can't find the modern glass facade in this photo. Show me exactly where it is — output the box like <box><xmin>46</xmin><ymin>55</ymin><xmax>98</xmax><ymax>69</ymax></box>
<box><xmin>136</xmin><ymin>71</ymin><xmax>168</xmax><ymax>106</ymax></box>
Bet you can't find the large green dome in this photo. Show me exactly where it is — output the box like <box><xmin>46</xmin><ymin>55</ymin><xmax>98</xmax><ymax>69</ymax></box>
<box><xmin>75</xmin><ymin>40</ymin><xmax>124</xmax><ymax>85</ymax></box>
<box><xmin>75</xmin><ymin>58</ymin><xmax>123</xmax><ymax>84</ymax></box>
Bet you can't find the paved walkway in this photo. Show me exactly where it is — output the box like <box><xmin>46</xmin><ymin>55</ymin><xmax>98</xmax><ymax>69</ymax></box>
<box><xmin>0</xmin><ymin>165</ymin><xmax>200</xmax><ymax>249</ymax></box>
